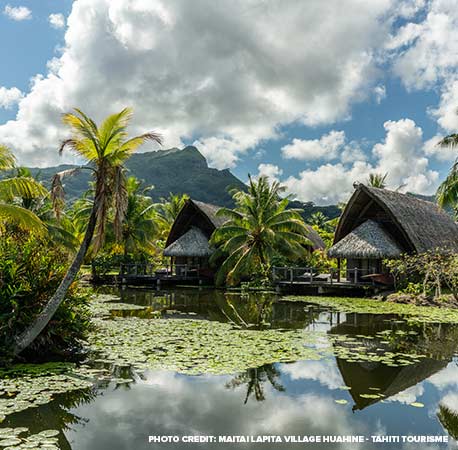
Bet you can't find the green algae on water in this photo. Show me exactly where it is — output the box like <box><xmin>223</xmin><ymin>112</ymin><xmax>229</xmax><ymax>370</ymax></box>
<box><xmin>283</xmin><ymin>295</ymin><xmax>458</xmax><ymax>324</ymax></box>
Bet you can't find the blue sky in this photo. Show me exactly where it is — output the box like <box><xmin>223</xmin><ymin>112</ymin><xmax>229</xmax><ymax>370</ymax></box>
<box><xmin>1</xmin><ymin>0</ymin><xmax>458</xmax><ymax>205</ymax></box>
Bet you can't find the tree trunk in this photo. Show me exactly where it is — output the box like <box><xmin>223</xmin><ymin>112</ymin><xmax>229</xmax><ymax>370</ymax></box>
<box><xmin>13</xmin><ymin>207</ymin><xmax>98</xmax><ymax>356</ymax></box>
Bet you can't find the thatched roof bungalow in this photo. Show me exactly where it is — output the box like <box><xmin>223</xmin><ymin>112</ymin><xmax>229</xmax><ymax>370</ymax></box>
<box><xmin>328</xmin><ymin>183</ymin><xmax>458</xmax><ymax>282</ymax></box>
<box><xmin>163</xmin><ymin>198</ymin><xmax>325</xmax><ymax>278</ymax></box>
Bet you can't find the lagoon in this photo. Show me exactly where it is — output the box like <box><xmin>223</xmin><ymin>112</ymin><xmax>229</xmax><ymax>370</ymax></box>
<box><xmin>1</xmin><ymin>288</ymin><xmax>458</xmax><ymax>449</ymax></box>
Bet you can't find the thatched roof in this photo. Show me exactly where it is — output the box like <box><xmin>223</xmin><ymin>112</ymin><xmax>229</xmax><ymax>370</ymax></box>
<box><xmin>328</xmin><ymin>220</ymin><xmax>402</xmax><ymax>259</ymax></box>
<box><xmin>163</xmin><ymin>227</ymin><xmax>213</xmax><ymax>257</ymax></box>
<box><xmin>305</xmin><ymin>225</ymin><xmax>326</xmax><ymax>251</ymax></box>
<box><xmin>192</xmin><ymin>200</ymin><xmax>227</xmax><ymax>228</ymax></box>
<box><xmin>165</xmin><ymin>199</ymin><xmax>226</xmax><ymax>248</ymax></box>
<box><xmin>333</xmin><ymin>184</ymin><xmax>458</xmax><ymax>254</ymax></box>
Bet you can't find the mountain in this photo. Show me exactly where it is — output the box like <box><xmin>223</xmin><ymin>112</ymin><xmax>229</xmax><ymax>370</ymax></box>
<box><xmin>26</xmin><ymin>145</ymin><xmax>342</xmax><ymax>219</ymax></box>
<box><xmin>29</xmin><ymin>146</ymin><xmax>246</xmax><ymax>208</ymax></box>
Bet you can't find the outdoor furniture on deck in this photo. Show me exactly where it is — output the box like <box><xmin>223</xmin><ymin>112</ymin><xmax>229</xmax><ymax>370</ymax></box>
<box><xmin>361</xmin><ymin>273</ymin><xmax>394</xmax><ymax>285</ymax></box>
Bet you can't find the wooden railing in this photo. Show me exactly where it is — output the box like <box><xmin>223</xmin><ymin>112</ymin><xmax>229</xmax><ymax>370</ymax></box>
<box><xmin>272</xmin><ymin>266</ymin><xmax>377</xmax><ymax>285</ymax></box>
<box><xmin>119</xmin><ymin>263</ymin><xmax>200</xmax><ymax>279</ymax></box>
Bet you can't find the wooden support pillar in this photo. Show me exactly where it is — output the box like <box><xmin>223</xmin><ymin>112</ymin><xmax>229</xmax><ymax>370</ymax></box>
<box><xmin>337</xmin><ymin>259</ymin><xmax>341</xmax><ymax>282</ymax></box>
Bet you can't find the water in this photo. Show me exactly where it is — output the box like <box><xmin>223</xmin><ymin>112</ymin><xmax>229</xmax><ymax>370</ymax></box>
<box><xmin>2</xmin><ymin>287</ymin><xmax>458</xmax><ymax>449</ymax></box>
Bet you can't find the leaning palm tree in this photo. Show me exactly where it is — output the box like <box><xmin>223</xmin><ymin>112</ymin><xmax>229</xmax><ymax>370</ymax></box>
<box><xmin>210</xmin><ymin>176</ymin><xmax>311</xmax><ymax>286</ymax></box>
<box><xmin>436</xmin><ymin>130</ymin><xmax>458</xmax><ymax>209</ymax></box>
<box><xmin>0</xmin><ymin>145</ymin><xmax>47</xmax><ymax>232</ymax></box>
<box><xmin>13</xmin><ymin>108</ymin><xmax>161</xmax><ymax>355</ymax></box>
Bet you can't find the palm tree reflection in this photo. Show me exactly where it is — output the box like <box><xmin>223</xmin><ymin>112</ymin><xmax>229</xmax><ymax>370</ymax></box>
<box><xmin>226</xmin><ymin>364</ymin><xmax>285</xmax><ymax>403</ymax></box>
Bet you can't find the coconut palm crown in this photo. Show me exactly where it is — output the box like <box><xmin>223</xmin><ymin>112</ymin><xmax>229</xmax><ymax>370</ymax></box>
<box><xmin>436</xmin><ymin>130</ymin><xmax>458</xmax><ymax>209</ymax></box>
<box><xmin>210</xmin><ymin>175</ymin><xmax>311</xmax><ymax>286</ymax></box>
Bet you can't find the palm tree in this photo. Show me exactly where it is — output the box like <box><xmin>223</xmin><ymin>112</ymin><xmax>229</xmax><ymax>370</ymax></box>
<box><xmin>118</xmin><ymin>176</ymin><xmax>158</xmax><ymax>257</ymax></box>
<box><xmin>367</xmin><ymin>172</ymin><xmax>388</xmax><ymax>188</ymax></box>
<box><xmin>151</xmin><ymin>193</ymin><xmax>189</xmax><ymax>241</ymax></box>
<box><xmin>0</xmin><ymin>145</ymin><xmax>47</xmax><ymax>232</ymax></box>
<box><xmin>437</xmin><ymin>131</ymin><xmax>458</xmax><ymax>209</ymax></box>
<box><xmin>13</xmin><ymin>108</ymin><xmax>161</xmax><ymax>355</ymax></box>
<box><xmin>210</xmin><ymin>175</ymin><xmax>311</xmax><ymax>286</ymax></box>
<box><xmin>307</xmin><ymin>211</ymin><xmax>329</xmax><ymax>229</ymax></box>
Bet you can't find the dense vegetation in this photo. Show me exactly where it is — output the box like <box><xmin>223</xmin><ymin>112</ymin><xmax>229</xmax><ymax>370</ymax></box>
<box><xmin>211</xmin><ymin>176</ymin><xmax>314</xmax><ymax>286</ymax></box>
<box><xmin>0</xmin><ymin>229</ymin><xmax>90</xmax><ymax>361</ymax></box>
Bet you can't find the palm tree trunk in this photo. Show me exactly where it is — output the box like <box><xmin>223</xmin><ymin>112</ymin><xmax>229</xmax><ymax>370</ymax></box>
<box><xmin>13</xmin><ymin>207</ymin><xmax>98</xmax><ymax>356</ymax></box>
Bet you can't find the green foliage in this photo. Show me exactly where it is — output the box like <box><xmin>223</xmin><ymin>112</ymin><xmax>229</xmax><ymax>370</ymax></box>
<box><xmin>211</xmin><ymin>176</ymin><xmax>312</xmax><ymax>286</ymax></box>
<box><xmin>436</xmin><ymin>126</ymin><xmax>458</xmax><ymax>210</ymax></box>
<box><xmin>0</xmin><ymin>145</ymin><xmax>47</xmax><ymax>233</ymax></box>
<box><xmin>401</xmin><ymin>282</ymin><xmax>423</xmax><ymax>296</ymax></box>
<box><xmin>367</xmin><ymin>172</ymin><xmax>388</xmax><ymax>188</ymax></box>
<box><xmin>152</xmin><ymin>192</ymin><xmax>189</xmax><ymax>242</ymax></box>
<box><xmin>0</xmin><ymin>229</ymin><xmax>91</xmax><ymax>360</ymax></box>
<box><xmin>385</xmin><ymin>250</ymin><xmax>458</xmax><ymax>300</ymax></box>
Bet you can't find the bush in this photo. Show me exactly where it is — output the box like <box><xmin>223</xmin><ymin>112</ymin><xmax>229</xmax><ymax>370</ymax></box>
<box><xmin>386</xmin><ymin>250</ymin><xmax>458</xmax><ymax>300</ymax></box>
<box><xmin>0</xmin><ymin>228</ymin><xmax>91</xmax><ymax>362</ymax></box>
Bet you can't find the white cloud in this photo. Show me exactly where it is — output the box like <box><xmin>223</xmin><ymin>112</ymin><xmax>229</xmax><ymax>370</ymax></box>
<box><xmin>48</xmin><ymin>13</ymin><xmax>66</xmax><ymax>29</ymax></box>
<box><xmin>433</xmin><ymin>78</ymin><xmax>458</xmax><ymax>132</ymax></box>
<box><xmin>373</xmin><ymin>84</ymin><xmax>387</xmax><ymax>103</ymax></box>
<box><xmin>257</xmin><ymin>163</ymin><xmax>283</xmax><ymax>182</ymax></box>
<box><xmin>3</xmin><ymin>4</ymin><xmax>31</xmax><ymax>21</ymax></box>
<box><xmin>373</xmin><ymin>118</ymin><xmax>438</xmax><ymax>191</ymax></box>
<box><xmin>424</xmin><ymin>134</ymin><xmax>457</xmax><ymax>162</ymax></box>
<box><xmin>284</xmin><ymin>161</ymin><xmax>372</xmax><ymax>205</ymax></box>
<box><xmin>281</xmin><ymin>131</ymin><xmax>346</xmax><ymax>161</ymax></box>
<box><xmin>282</xmin><ymin>360</ymin><xmax>344</xmax><ymax>390</ymax></box>
<box><xmin>0</xmin><ymin>87</ymin><xmax>24</xmax><ymax>109</ymax></box>
<box><xmin>283</xmin><ymin>118</ymin><xmax>439</xmax><ymax>204</ymax></box>
<box><xmin>389</xmin><ymin>0</ymin><xmax>458</xmax><ymax>131</ymax></box>
<box><xmin>0</xmin><ymin>0</ymin><xmax>401</xmax><ymax>167</ymax></box>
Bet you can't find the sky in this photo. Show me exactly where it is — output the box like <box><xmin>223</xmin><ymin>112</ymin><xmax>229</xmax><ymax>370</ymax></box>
<box><xmin>1</xmin><ymin>0</ymin><xmax>458</xmax><ymax>205</ymax></box>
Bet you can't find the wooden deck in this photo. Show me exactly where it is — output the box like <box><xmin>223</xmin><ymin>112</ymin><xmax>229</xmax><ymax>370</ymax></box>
<box><xmin>272</xmin><ymin>266</ymin><xmax>389</xmax><ymax>295</ymax></box>
<box><xmin>92</xmin><ymin>263</ymin><xmax>210</xmax><ymax>286</ymax></box>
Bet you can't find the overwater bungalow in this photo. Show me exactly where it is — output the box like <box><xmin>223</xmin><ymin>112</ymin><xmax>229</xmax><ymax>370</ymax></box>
<box><xmin>163</xmin><ymin>198</ymin><xmax>325</xmax><ymax>279</ymax></box>
<box><xmin>327</xmin><ymin>183</ymin><xmax>458</xmax><ymax>284</ymax></box>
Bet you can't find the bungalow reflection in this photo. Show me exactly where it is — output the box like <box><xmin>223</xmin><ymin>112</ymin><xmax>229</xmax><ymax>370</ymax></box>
<box><xmin>329</xmin><ymin>313</ymin><xmax>458</xmax><ymax>410</ymax></box>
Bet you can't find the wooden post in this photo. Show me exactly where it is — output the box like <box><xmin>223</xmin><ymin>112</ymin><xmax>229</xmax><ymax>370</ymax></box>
<box><xmin>309</xmin><ymin>267</ymin><xmax>313</xmax><ymax>284</ymax></box>
<box><xmin>337</xmin><ymin>259</ymin><xmax>341</xmax><ymax>282</ymax></box>
<box><xmin>290</xmin><ymin>268</ymin><xmax>293</xmax><ymax>283</ymax></box>
<box><xmin>354</xmin><ymin>267</ymin><xmax>358</xmax><ymax>283</ymax></box>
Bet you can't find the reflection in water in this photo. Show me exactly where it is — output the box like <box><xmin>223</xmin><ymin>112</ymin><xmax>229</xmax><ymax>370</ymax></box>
<box><xmin>330</xmin><ymin>313</ymin><xmax>458</xmax><ymax>411</ymax></box>
<box><xmin>1</xmin><ymin>387</ymin><xmax>97</xmax><ymax>450</ymax></box>
<box><xmin>438</xmin><ymin>403</ymin><xmax>458</xmax><ymax>440</ymax></box>
<box><xmin>226</xmin><ymin>364</ymin><xmax>285</xmax><ymax>403</ymax></box>
<box><xmin>3</xmin><ymin>288</ymin><xmax>458</xmax><ymax>449</ymax></box>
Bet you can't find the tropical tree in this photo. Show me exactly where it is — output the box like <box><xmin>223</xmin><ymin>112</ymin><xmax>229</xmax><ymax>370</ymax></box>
<box><xmin>307</xmin><ymin>211</ymin><xmax>329</xmax><ymax>229</ymax></box>
<box><xmin>152</xmin><ymin>192</ymin><xmax>189</xmax><ymax>241</ymax></box>
<box><xmin>13</xmin><ymin>107</ymin><xmax>161</xmax><ymax>355</ymax></box>
<box><xmin>11</xmin><ymin>166</ymin><xmax>78</xmax><ymax>250</ymax></box>
<box><xmin>0</xmin><ymin>145</ymin><xmax>47</xmax><ymax>232</ymax></box>
<box><xmin>118</xmin><ymin>176</ymin><xmax>158</xmax><ymax>257</ymax></box>
<box><xmin>367</xmin><ymin>172</ymin><xmax>388</xmax><ymax>188</ymax></box>
<box><xmin>210</xmin><ymin>175</ymin><xmax>311</xmax><ymax>286</ymax></box>
<box><xmin>436</xmin><ymin>131</ymin><xmax>458</xmax><ymax>210</ymax></box>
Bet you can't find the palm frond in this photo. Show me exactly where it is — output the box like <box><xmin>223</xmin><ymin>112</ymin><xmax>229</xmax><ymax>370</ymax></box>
<box><xmin>0</xmin><ymin>203</ymin><xmax>45</xmax><ymax>233</ymax></box>
<box><xmin>0</xmin><ymin>145</ymin><xmax>16</xmax><ymax>170</ymax></box>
